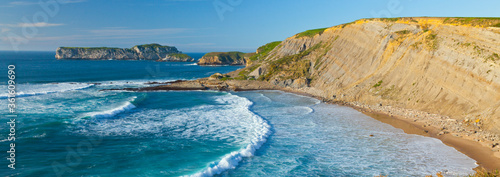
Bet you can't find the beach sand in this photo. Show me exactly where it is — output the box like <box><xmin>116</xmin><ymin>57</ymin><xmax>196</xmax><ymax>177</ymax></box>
<box><xmin>361</xmin><ymin>109</ymin><xmax>500</xmax><ymax>171</ymax></box>
<box><xmin>122</xmin><ymin>79</ymin><xmax>500</xmax><ymax>171</ymax></box>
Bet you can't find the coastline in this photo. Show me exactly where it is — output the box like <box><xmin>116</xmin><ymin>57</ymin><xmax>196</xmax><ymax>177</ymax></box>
<box><xmin>348</xmin><ymin>104</ymin><xmax>500</xmax><ymax>171</ymax></box>
<box><xmin>117</xmin><ymin>79</ymin><xmax>500</xmax><ymax>171</ymax></box>
<box><xmin>283</xmin><ymin>89</ymin><xmax>500</xmax><ymax>171</ymax></box>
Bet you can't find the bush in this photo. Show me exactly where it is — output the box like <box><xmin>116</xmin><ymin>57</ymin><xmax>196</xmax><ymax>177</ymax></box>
<box><xmin>373</xmin><ymin>80</ymin><xmax>383</xmax><ymax>88</ymax></box>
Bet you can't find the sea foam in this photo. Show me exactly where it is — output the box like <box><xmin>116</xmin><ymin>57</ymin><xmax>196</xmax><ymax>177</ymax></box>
<box><xmin>189</xmin><ymin>93</ymin><xmax>272</xmax><ymax>177</ymax></box>
<box><xmin>86</xmin><ymin>96</ymin><xmax>137</xmax><ymax>119</ymax></box>
<box><xmin>0</xmin><ymin>83</ymin><xmax>94</xmax><ymax>98</ymax></box>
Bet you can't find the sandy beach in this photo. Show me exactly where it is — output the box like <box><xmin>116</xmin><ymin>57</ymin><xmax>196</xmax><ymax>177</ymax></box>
<box><xmin>124</xmin><ymin>78</ymin><xmax>500</xmax><ymax>171</ymax></box>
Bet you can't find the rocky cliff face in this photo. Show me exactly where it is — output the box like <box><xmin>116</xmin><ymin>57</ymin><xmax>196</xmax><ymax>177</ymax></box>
<box><xmin>197</xmin><ymin>52</ymin><xmax>250</xmax><ymax>65</ymax></box>
<box><xmin>55</xmin><ymin>44</ymin><xmax>193</xmax><ymax>61</ymax></box>
<box><xmin>239</xmin><ymin>17</ymin><xmax>500</xmax><ymax>133</ymax></box>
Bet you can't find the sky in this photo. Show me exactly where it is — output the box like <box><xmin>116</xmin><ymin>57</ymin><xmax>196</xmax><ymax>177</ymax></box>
<box><xmin>0</xmin><ymin>0</ymin><xmax>499</xmax><ymax>53</ymax></box>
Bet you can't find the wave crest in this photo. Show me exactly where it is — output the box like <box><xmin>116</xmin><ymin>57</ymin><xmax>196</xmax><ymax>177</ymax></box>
<box><xmin>85</xmin><ymin>96</ymin><xmax>137</xmax><ymax>119</ymax></box>
<box><xmin>190</xmin><ymin>94</ymin><xmax>272</xmax><ymax>177</ymax></box>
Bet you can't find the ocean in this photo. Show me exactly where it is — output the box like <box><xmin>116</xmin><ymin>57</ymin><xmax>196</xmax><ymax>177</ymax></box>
<box><xmin>0</xmin><ymin>51</ymin><xmax>476</xmax><ymax>177</ymax></box>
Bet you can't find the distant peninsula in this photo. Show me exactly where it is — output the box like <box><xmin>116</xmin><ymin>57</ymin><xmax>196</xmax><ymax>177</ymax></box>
<box><xmin>55</xmin><ymin>43</ymin><xmax>194</xmax><ymax>62</ymax></box>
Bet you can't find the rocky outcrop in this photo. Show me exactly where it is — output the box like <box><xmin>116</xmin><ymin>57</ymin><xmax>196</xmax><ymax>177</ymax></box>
<box><xmin>55</xmin><ymin>43</ymin><xmax>193</xmax><ymax>61</ymax></box>
<box><xmin>236</xmin><ymin>17</ymin><xmax>500</xmax><ymax>134</ymax></box>
<box><xmin>157</xmin><ymin>53</ymin><xmax>194</xmax><ymax>62</ymax></box>
<box><xmin>197</xmin><ymin>52</ymin><xmax>250</xmax><ymax>65</ymax></box>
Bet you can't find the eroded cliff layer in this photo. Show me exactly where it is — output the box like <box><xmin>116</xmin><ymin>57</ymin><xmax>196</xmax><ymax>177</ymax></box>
<box><xmin>55</xmin><ymin>43</ymin><xmax>193</xmax><ymax>61</ymax></box>
<box><xmin>236</xmin><ymin>17</ymin><xmax>500</xmax><ymax>133</ymax></box>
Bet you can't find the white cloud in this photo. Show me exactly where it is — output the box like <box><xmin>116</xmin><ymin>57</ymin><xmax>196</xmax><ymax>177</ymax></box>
<box><xmin>0</xmin><ymin>22</ymin><xmax>64</xmax><ymax>28</ymax></box>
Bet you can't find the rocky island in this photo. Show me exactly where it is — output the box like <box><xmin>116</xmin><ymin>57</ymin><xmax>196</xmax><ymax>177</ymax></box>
<box><xmin>197</xmin><ymin>51</ymin><xmax>252</xmax><ymax>65</ymax></box>
<box><xmin>55</xmin><ymin>43</ymin><xmax>193</xmax><ymax>62</ymax></box>
<box><xmin>119</xmin><ymin>17</ymin><xmax>500</xmax><ymax>171</ymax></box>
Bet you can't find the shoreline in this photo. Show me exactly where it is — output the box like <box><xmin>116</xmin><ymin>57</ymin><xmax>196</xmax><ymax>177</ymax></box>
<box><xmin>115</xmin><ymin>79</ymin><xmax>500</xmax><ymax>171</ymax></box>
<box><xmin>350</xmin><ymin>104</ymin><xmax>500</xmax><ymax>171</ymax></box>
<box><xmin>282</xmin><ymin>88</ymin><xmax>500</xmax><ymax>171</ymax></box>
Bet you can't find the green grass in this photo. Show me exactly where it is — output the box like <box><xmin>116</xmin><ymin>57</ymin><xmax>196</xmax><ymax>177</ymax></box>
<box><xmin>314</xmin><ymin>43</ymin><xmax>332</xmax><ymax>70</ymax></box>
<box><xmin>219</xmin><ymin>77</ymin><xmax>233</xmax><ymax>81</ymax></box>
<box><xmin>340</xmin><ymin>22</ymin><xmax>355</xmax><ymax>28</ymax></box>
<box><xmin>380</xmin><ymin>18</ymin><xmax>399</xmax><ymax>22</ymax></box>
<box><xmin>373</xmin><ymin>80</ymin><xmax>383</xmax><ymax>88</ymax></box>
<box><xmin>438</xmin><ymin>17</ymin><xmax>500</xmax><ymax>27</ymax></box>
<box><xmin>426</xmin><ymin>33</ymin><xmax>439</xmax><ymax>50</ymax></box>
<box><xmin>238</xmin><ymin>64</ymin><xmax>261</xmax><ymax>76</ymax></box>
<box><xmin>296</xmin><ymin>28</ymin><xmax>328</xmax><ymax>38</ymax></box>
<box><xmin>250</xmin><ymin>41</ymin><xmax>282</xmax><ymax>61</ymax></box>
<box><xmin>486</xmin><ymin>53</ymin><xmax>500</xmax><ymax>61</ymax></box>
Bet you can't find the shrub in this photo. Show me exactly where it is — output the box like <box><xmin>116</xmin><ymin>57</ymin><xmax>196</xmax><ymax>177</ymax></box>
<box><xmin>373</xmin><ymin>80</ymin><xmax>383</xmax><ymax>88</ymax></box>
<box><xmin>395</xmin><ymin>30</ymin><xmax>410</xmax><ymax>35</ymax></box>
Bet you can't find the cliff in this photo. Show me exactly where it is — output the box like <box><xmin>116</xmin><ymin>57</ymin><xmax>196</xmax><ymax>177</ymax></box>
<box><xmin>55</xmin><ymin>43</ymin><xmax>193</xmax><ymax>61</ymax></box>
<box><xmin>229</xmin><ymin>17</ymin><xmax>500</xmax><ymax>134</ymax></box>
<box><xmin>197</xmin><ymin>52</ymin><xmax>252</xmax><ymax>65</ymax></box>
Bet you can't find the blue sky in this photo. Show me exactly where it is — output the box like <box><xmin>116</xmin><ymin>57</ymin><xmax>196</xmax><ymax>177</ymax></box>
<box><xmin>0</xmin><ymin>0</ymin><xmax>499</xmax><ymax>52</ymax></box>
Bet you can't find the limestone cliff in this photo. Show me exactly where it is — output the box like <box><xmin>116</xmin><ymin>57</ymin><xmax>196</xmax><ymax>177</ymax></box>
<box><xmin>197</xmin><ymin>52</ymin><xmax>251</xmax><ymax>65</ymax></box>
<box><xmin>55</xmin><ymin>43</ymin><xmax>193</xmax><ymax>61</ymax></box>
<box><xmin>236</xmin><ymin>17</ymin><xmax>500</xmax><ymax>133</ymax></box>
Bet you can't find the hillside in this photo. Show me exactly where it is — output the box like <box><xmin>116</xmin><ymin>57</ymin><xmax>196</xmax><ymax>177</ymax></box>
<box><xmin>55</xmin><ymin>43</ymin><xmax>193</xmax><ymax>61</ymax></box>
<box><xmin>229</xmin><ymin>17</ymin><xmax>500</xmax><ymax>134</ymax></box>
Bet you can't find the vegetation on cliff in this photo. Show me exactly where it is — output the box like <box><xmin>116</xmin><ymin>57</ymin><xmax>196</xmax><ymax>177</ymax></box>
<box><xmin>295</xmin><ymin>28</ymin><xmax>328</xmax><ymax>38</ymax></box>
<box><xmin>259</xmin><ymin>43</ymin><xmax>322</xmax><ymax>81</ymax></box>
<box><xmin>366</xmin><ymin>17</ymin><xmax>500</xmax><ymax>28</ymax></box>
<box><xmin>249</xmin><ymin>41</ymin><xmax>282</xmax><ymax>61</ymax></box>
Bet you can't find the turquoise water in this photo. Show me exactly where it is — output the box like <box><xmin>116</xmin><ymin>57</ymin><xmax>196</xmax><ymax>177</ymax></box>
<box><xmin>0</xmin><ymin>52</ymin><xmax>476</xmax><ymax>176</ymax></box>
